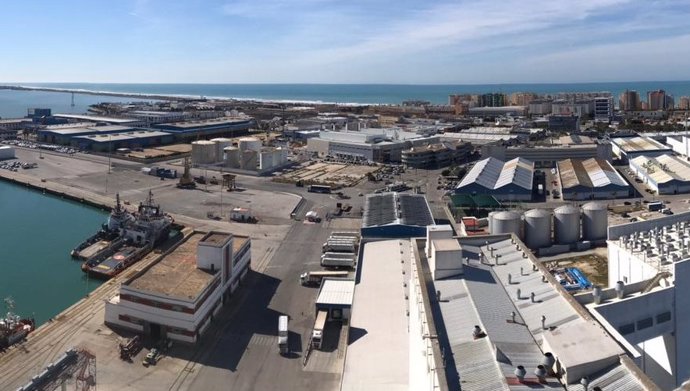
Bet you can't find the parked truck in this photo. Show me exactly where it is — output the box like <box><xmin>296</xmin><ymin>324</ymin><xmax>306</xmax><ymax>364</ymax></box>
<box><xmin>278</xmin><ymin>315</ymin><xmax>289</xmax><ymax>355</ymax></box>
<box><xmin>321</xmin><ymin>254</ymin><xmax>356</xmax><ymax>268</ymax></box>
<box><xmin>322</xmin><ymin>240</ymin><xmax>356</xmax><ymax>253</ymax></box>
<box><xmin>330</xmin><ymin>232</ymin><xmax>359</xmax><ymax>239</ymax></box>
<box><xmin>312</xmin><ymin>311</ymin><xmax>328</xmax><ymax>350</ymax></box>
<box><xmin>300</xmin><ymin>270</ymin><xmax>349</xmax><ymax>286</ymax></box>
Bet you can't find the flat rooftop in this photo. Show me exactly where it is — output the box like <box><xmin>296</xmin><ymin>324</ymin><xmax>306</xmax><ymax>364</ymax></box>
<box><xmin>53</xmin><ymin>113</ymin><xmax>139</xmax><ymax>124</ymax></box>
<box><xmin>127</xmin><ymin>233</ymin><xmax>216</xmax><ymax>301</ymax></box>
<box><xmin>341</xmin><ymin>240</ymin><xmax>409</xmax><ymax>391</ymax></box>
<box><xmin>613</xmin><ymin>136</ymin><xmax>669</xmax><ymax>152</ymax></box>
<box><xmin>74</xmin><ymin>130</ymin><xmax>172</xmax><ymax>142</ymax></box>
<box><xmin>201</xmin><ymin>232</ymin><xmax>233</xmax><ymax>247</ymax></box>
<box><xmin>157</xmin><ymin>117</ymin><xmax>251</xmax><ymax>129</ymax></box>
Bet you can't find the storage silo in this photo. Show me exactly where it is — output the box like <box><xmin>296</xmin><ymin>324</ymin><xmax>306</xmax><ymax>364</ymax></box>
<box><xmin>554</xmin><ymin>205</ymin><xmax>581</xmax><ymax>244</ymax></box>
<box><xmin>259</xmin><ymin>149</ymin><xmax>274</xmax><ymax>170</ymax></box>
<box><xmin>239</xmin><ymin>137</ymin><xmax>262</xmax><ymax>152</ymax></box>
<box><xmin>240</xmin><ymin>150</ymin><xmax>258</xmax><ymax>170</ymax></box>
<box><xmin>224</xmin><ymin>146</ymin><xmax>241</xmax><ymax>168</ymax></box>
<box><xmin>524</xmin><ymin>209</ymin><xmax>552</xmax><ymax>250</ymax></box>
<box><xmin>489</xmin><ymin>211</ymin><xmax>523</xmax><ymax>239</ymax></box>
<box><xmin>582</xmin><ymin>202</ymin><xmax>608</xmax><ymax>241</ymax></box>
<box><xmin>211</xmin><ymin>138</ymin><xmax>233</xmax><ymax>162</ymax></box>
<box><xmin>191</xmin><ymin>140</ymin><xmax>217</xmax><ymax>165</ymax></box>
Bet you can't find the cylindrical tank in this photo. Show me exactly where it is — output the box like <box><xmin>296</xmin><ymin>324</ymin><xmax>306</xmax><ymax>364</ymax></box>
<box><xmin>259</xmin><ymin>149</ymin><xmax>274</xmax><ymax>170</ymax></box>
<box><xmin>211</xmin><ymin>138</ymin><xmax>233</xmax><ymax>161</ymax></box>
<box><xmin>238</xmin><ymin>137</ymin><xmax>261</xmax><ymax>152</ymax></box>
<box><xmin>582</xmin><ymin>202</ymin><xmax>608</xmax><ymax>241</ymax></box>
<box><xmin>489</xmin><ymin>211</ymin><xmax>523</xmax><ymax>239</ymax></box>
<box><xmin>554</xmin><ymin>205</ymin><xmax>581</xmax><ymax>244</ymax></box>
<box><xmin>224</xmin><ymin>146</ymin><xmax>240</xmax><ymax>168</ymax></box>
<box><xmin>524</xmin><ymin>209</ymin><xmax>552</xmax><ymax>250</ymax></box>
<box><xmin>191</xmin><ymin>140</ymin><xmax>217</xmax><ymax>165</ymax></box>
<box><xmin>240</xmin><ymin>150</ymin><xmax>258</xmax><ymax>170</ymax></box>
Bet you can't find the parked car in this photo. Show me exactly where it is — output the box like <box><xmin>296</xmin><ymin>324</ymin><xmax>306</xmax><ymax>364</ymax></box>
<box><xmin>142</xmin><ymin>348</ymin><xmax>160</xmax><ymax>367</ymax></box>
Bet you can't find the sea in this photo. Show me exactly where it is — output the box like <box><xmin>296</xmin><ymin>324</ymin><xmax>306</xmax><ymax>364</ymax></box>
<box><xmin>0</xmin><ymin>180</ymin><xmax>107</xmax><ymax>326</ymax></box>
<box><xmin>2</xmin><ymin>81</ymin><xmax>690</xmax><ymax>118</ymax></box>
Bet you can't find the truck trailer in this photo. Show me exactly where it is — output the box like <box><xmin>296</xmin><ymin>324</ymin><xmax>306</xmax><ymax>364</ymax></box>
<box><xmin>278</xmin><ymin>315</ymin><xmax>289</xmax><ymax>355</ymax></box>
<box><xmin>300</xmin><ymin>270</ymin><xmax>349</xmax><ymax>286</ymax></box>
<box><xmin>321</xmin><ymin>255</ymin><xmax>356</xmax><ymax>268</ymax></box>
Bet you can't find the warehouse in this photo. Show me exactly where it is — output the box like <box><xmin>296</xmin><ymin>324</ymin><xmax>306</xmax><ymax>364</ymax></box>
<box><xmin>154</xmin><ymin>117</ymin><xmax>256</xmax><ymax>141</ymax></box>
<box><xmin>481</xmin><ymin>140</ymin><xmax>612</xmax><ymax>168</ymax></box>
<box><xmin>361</xmin><ymin>192</ymin><xmax>435</xmax><ymax>238</ymax></box>
<box><xmin>37</xmin><ymin>125</ymin><xmax>138</xmax><ymax>145</ymax></box>
<box><xmin>71</xmin><ymin>130</ymin><xmax>175</xmax><ymax>152</ymax></box>
<box><xmin>454</xmin><ymin>157</ymin><xmax>534</xmax><ymax>201</ymax></box>
<box><xmin>611</xmin><ymin>136</ymin><xmax>671</xmax><ymax>163</ymax></box>
<box><xmin>629</xmin><ymin>154</ymin><xmax>690</xmax><ymax>194</ymax></box>
<box><xmin>105</xmin><ymin>231</ymin><xmax>251</xmax><ymax>343</ymax></box>
<box><xmin>557</xmin><ymin>158</ymin><xmax>631</xmax><ymax>200</ymax></box>
<box><xmin>53</xmin><ymin>113</ymin><xmax>143</xmax><ymax>126</ymax></box>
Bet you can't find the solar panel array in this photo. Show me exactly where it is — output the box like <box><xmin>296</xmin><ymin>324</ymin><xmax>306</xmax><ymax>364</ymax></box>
<box><xmin>362</xmin><ymin>192</ymin><xmax>434</xmax><ymax>228</ymax></box>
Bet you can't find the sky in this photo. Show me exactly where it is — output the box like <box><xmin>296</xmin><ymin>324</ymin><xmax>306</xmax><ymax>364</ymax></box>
<box><xmin>0</xmin><ymin>0</ymin><xmax>689</xmax><ymax>84</ymax></box>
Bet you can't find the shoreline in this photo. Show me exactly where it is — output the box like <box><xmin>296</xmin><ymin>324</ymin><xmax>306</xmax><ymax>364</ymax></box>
<box><xmin>0</xmin><ymin>84</ymin><xmax>376</xmax><ymax>107</ymax></box>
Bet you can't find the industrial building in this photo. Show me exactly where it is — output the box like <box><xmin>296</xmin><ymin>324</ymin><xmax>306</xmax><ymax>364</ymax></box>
<box><xmin>611</xmin><ymin>137</ymin><xmax>672</xmax><ymax>163</ymax></box>
<box><xmin>52</xmin><ymin>113</ymin><xmax>144</xmax><ymax>127</ymax></box>
<box><xmin>71</xmin><ymin>130</ymin><xmax>175</xmax><ymax>152</ymax></box>
<box><xmin>467</xmin><ymin>106</ymin><xmax>526</xmax><ymax>117</ymax></box>
<box><xmin>315</xmin><ymin>278</ymin><xmax>355</xmax><ymax>321</ymax></box>
<box><xmin>548</xmin><ymin>114</ymin><xmax>580</xmax><ymax>132</ymax></box>
<box><xmin>454</xmin><ymin>157</ymin><xmax>534</xmax><ymax>201</ymax></box>
<box><xmin>153</xmin><ymin>117</ymin><xmax>256</xmax><ymax>141</ymax></box>
<box><xmin>440</xmin><ymin>130</ymin><xmax>522</xmax><ymax>146</ymax></box>
<box><xmin>127</xmin><ymin>110</ymin><xmax>188</xmax><ymax>124</ymax></box>
<box><xmin>408</xmin><ymin>226</ymin><xmax>658</xmax><ymax>391</ymax></box>
<box><xmin>603</xmin><ymin>213</ymin><xmax>690</xmax><ymax>388</ymax></box>
<box><xmin>666</xmin><ymin>135</ymin><xmax>690</xmax><ymax>157</ymax></box>
<box><xmin>557</xmin><ymin>158</ymin><xmax>631</xmax><ymax>200</ymax></box>
<box><xmin>629</xmin><ymin>154</ymin><xmax>690</xmax><ymax>194</ymax></box>
<box><xmin>105</xmin><ymin>231</ymin><xmax>251</xmax><ymax>344</ymax></box>
<box><xmin>306</xmin><ymin>128</ymin><xmax>440</xmax><ymax>163</ymax></box>
<box><xmin>400</xmin><ymin>140</ymin><xmax>472</xmax><ymax>169</ymax></box>
<box><xmin>361</xmin><ymin>192</ymin><xmax>435</xmax><ymax>238</ymax></box>
<box><xmin>37</xmin><ymin>125</ymin><xmax>138</xmax><ymax>145</ymax></box>
<box><xmin>482</xmin><ymin>139</ymin><xmax>612</xmax><ymax>168</ymax></box>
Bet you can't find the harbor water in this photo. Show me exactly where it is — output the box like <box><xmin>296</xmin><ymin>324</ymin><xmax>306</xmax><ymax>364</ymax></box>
<box><xmin>0</xmin><ymin>180</ymin><xmax>107</xmax><ymax>326</ymax></box>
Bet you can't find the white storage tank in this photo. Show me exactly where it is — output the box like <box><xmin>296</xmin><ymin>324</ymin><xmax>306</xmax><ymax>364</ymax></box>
<box><xmin>554</xmin><ymin>205</ymin><xmax>581</xmax><ymax>244</ymax></box>
<box><xmin>273</xmin><ymin>147</ymin><xmax>285</xmax><ymax>167</ymax></box>
<box><xmin>582</xmin><ymin>202</ymin><xmax>608</xmax><ymax>241</ymax></box>
<box><xmin>259</xmin><ymin>149</ymin><xmax>274</xmax><ymax>170</ymax></box>
<box><xmin>489</xmin><ymin>211</ymin><xmax>523</xmax><ymax>239</ymax></box>
<box><xmin>211</xmin><ymin>138</ymin><xmax>233</xmax><ymax>161</ymax></box>
<box><xmin>240</xmin><ymin>150</ymin><xmax>258</xmax><ymax>170</ymax></box>
<box><xmin>191</xmin><ymin>140</ymin><xmax>217</xmax><ymax>165</ymax></box>
<box><xmin>224</xmin><ymin>146</ymin><xmax>241</xmax><ymax>168</ymax></box>
<box><xmin>238</xmin><ymin>137</ymin><xmax>262</xmax><ymax>152</ymax></box>
<box><xmin>0</xmin><ymin>145</ymin><xmax>15</xmax><ymax>160</ymax></box>
<box><xmin>524</xmin><ymin>209</ymin><xmax>552</xmax><ymax>250</ymax></box>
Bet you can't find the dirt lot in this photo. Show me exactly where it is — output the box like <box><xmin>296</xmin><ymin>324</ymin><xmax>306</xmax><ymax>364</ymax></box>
<box><xmin>275</xmin><ymin>162</ymin><xmax>380</xmax><ymax>187</ymax></box>
<box><xmin>544</xmin><ymin>251</ymin><xmax>608</xmax><ymax>287</ymax></box>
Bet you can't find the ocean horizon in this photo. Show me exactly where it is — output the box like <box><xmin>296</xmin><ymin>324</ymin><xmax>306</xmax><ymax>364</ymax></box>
<box><xmin>2</xmin><ymin>80</ymin><xmax>690</xmax><ymax>118</ymax></box>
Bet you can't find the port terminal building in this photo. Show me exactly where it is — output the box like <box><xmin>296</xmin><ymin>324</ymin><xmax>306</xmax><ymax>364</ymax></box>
<box><xmin>629</xmin><ymin>154</ymin><xmax>690</xmax><ymax>195</ymax></box>
<box><xmin>153</xmin><ymin>117</ymin><xmax>256</xmax><ymax>142</ymax></box>
<box><xmin>105</xmin><ymin>231</ymin><xmax>251</xmax><ymax>343</ymax></box>
<box><xmin>557</xmin><ymin>158</ymin><xmax>631</xmax><ymax>200</ymax></box>
<box><xmin>37</xmin><ymin>125</ymin><xmax>139</xmax><ymax>145</ymax></box>
<box><xmin>454</xmin><ymin>157</ymin><xmax>534</xmax><ymax>201</ymax></box>
<box><xmin>71</xmin><ymin>130</ymin><xmax>175</xmax><ymax>152</ymax></box>
<box><xmin>407</xmin><ymin>226</ymin><xmax>660</xmax><ymax>390</ymax></box>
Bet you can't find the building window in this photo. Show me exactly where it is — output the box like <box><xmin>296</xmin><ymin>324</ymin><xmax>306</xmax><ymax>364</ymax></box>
<box><xmin>619</xmin><ymin>323</ymin><xmax>635</xmax><ymax>335</ymax></box>
<box><xmin>637</xmin><ymin>318</ymin><xmax>653</xmax><ymax>330</ymax></box>
<box><xmin>656</xmin><ymin>312</ymin><xmax>672</xmax><ymax>324</ymax></box>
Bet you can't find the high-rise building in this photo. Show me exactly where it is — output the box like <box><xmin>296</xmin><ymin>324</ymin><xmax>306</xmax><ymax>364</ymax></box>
<box><xmin>648</xmin><ymin>89</ymin><xmax>667</xmax><ymax>111</ymax></box>
<box><xmin>479</xmin><ymin>93</ymin><xmax>506</xmax><ymax>107</ymax></box>
<box><xmin>619</xmin><ymin>90</ymin><xmax>641</xmax><ymax>111</ymax></box>
<box><xmin>679</xmin><ymin>96</ymin><xmax>690</xmax><ymax>110</ymax></box>
<box><xmin>665</xmin><ymin>95</ymin><xmax>675</xmax><ymax>110</ymax></box>
<box><xmin>594</xmin><ymin>96</ymin><xmax>613</xmax><ymax>122</ymax></box>
<box><xmin>509</xmin><ymin>92</ymin><xmax>538</xmax><ymax>106</ymax></box>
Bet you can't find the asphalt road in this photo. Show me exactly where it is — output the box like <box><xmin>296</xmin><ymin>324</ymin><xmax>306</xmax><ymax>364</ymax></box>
<box><xmin>173</xmin><ymin>220</ymin><xmax>342</xmax><ymax>391</ymax></box>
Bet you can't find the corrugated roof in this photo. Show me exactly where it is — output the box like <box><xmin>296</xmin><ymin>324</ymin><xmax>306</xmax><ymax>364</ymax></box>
<box><xmin>613</xmin><ymin>137</ymin><xmax>669</xmax><ymax>152</ymax></box>
<box><xmin>362</xmin><ymin>192</ymin><xmax>434</xmax><ymax>228</ymax></box>
<box><xmin>565</xmin><ymin>362</ymin><xmax>648</xmax><ymax>391</ymax></box>
<box><xmin>630</xmin><ymin>154</ymin><xmax>690</xmax><ymax>184</ymax></box>
<box><xmin>316</xmin><ymin>278</ymin><xmax>355</xmax><ymax>306</ymax></box>
<box><xmin>558</xmin><ymin>158</ymin><xmax>628</xmax><ymax>189</ymax></box>
<box><xmin>457</xmin><ymin>157</ymin><xmax>534</xmax><ymax>191</ymax></box>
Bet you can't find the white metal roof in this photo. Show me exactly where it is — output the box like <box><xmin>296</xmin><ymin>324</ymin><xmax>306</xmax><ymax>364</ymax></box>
<box><xmin>316</xmin><ymin>278</ymin><xmax>355</xmax><ymax>306</ymax></box>
<box><xmin>457</xmin><ymin>157</ymin><xmax>534</xmax><ymax>191</ymax></box>
<box><xmin>612</xmin><ymin>137</ymin><xmax>669</xmax><ymax>152</ymax></box>
<box><xmin>558</xmin><ymin>158</ymin><xmax>628</xmax><ymax>189</ymax></box>
<box><xmin>630</xmin><ymin>154</ymin><xmax>690</xmax><ymax>184</ymax></box>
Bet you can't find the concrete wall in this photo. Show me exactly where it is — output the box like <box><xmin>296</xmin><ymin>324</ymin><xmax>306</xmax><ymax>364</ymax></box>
<box><xmin>673</xmin><ymin>259</ymin><xmax>690</xmax><ymax>386</ymax></box>
<box><xmin>608</xmin><ymin>211</ymin><xmax>690</xmax><ymax>240</ymax></box>
<box><xmin>607</xmin><ymin>241</ymin><xmax>660</xmax><ymax>287</ymax></box>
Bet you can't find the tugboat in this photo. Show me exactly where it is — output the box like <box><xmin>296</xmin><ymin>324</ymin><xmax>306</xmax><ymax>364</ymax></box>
<box><xmin>81</xmin><ymin>191</ymin><xmax>174</xmax><ymax>279</ymax></box>
<box><xmin>0</xmin><ymin>298</ymin><xmax>35</xmax><ymax>350</ymax></box>
<box><xmin>71</xmin><ymin>193</ymin><xmax>134</xmax><ymax>261</ymax></box>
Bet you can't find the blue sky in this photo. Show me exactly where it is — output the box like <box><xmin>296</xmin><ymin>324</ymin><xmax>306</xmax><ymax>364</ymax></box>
<box><xmin>1</xmin><ymin>0</ymin><xmax>689</xmax><ymax>83</ymax></box>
